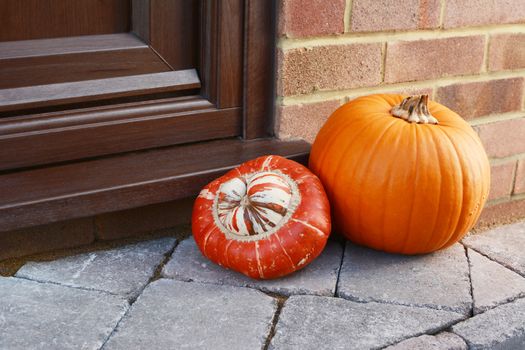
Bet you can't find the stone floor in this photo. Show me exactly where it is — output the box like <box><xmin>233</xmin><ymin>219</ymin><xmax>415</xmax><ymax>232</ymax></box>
<box><xmin>1</xmin><ymin>221</ymin><xmax>525</xmax><ymax>350</ymax></box>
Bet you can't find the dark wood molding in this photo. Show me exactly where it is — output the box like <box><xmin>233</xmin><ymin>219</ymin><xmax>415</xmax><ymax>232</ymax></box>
<box><xmin>242</xmin><ymin>0</ymin><xmax>276</xmax><ymax>139</ymax></box>
<box><xmin>0</xmin><ymin>97</ymin><xmax>242</xmax><ymax>170</ymax></box>
<box><xmin>0</xmin><ymin>70</ymin><xmax>200</xmax><ymax>112</ymax></box>
<box><xmin>0</xmin><ymin>139</ymin><xmax>310</xmax><ymax>232</ymax></box>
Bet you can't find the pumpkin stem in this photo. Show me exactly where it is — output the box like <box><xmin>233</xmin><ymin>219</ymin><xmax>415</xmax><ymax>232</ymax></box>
<box><xmin>391</xmin><ymin>95</ymin><xmax>438</xmax><ymax>124</ymax></box>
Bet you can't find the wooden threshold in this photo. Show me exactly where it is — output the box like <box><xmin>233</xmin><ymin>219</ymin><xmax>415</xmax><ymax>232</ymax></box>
<box><xmin>0</xmin><ymin>138</ymin><xmax>310</xmax><ymax>232</ymax></box>
<box><xmin>0</xmin><ymin>70</ymin><xmax>200</xmax><ymax>112</ymax></box>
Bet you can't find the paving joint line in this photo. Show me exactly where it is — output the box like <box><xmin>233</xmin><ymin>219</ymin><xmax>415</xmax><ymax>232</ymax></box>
<box><xmin>262</xmin><ymin>294</ymin><xmax>287</xmax><ymax>350</ymax></box>
<box><xmin>12</xmin><ymin>275</ymin><xmax>120</xmax><ymax>297</ymax></box>
<box><xmin>460</xmin><ymin>243</ymin><xmax>525</xmax><ymax>278</ymax></box>
<box><xmin>333</xmin><ymin>240</ymin><xmax>346</xmax><ymax>297</ymax></box>
<box><xmin>337</xmin><ymin>292</ymin><xmax>471</xmax><ymax>316</ymax></box>
<box><xmin>464</xmin><ymin>246</ymin><xmax>475</xmax><ymax>317</ymax></box>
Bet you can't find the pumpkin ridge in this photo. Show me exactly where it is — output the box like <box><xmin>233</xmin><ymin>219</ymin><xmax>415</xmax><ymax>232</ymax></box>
<box><xmin>435</xmin><ymin>126</ymin><xmax>470</xmax><ymax>248</ymax></box>
<box><xmin>420</xmin><ymin>127</ymin><xmax>445</xmax><ymax>252</ymax></box>
<box><xmin>323</xmin><ymin>112</ymin><xmax>386</xmax><ymax>199</ymax></box>
<box><xmin>399</xmin><ymin>124</ymin><xmax>419</xmax><ymax>254</ymax></box>
<box><xmin>353</xmin><ymin>118</ymin><xmax>398</xmax><ymax>246</ymax></box>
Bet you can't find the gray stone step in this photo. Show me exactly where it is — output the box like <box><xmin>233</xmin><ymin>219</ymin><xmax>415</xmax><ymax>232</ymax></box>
<box><xmin>162</xmin><ymin>237</ymin><xmax>343</xmax><ymax>296</ymax></box>
<box><xmin>337</xmin><ymin>243</ymin><xmax>471</xmax><ymax>314</ymax></box>
<box><xmin>452</xmin><ymin>297</ymin><xmax>525</xmax><ymax>349</ymax></box>
<box><xmin>15</xmin><ymin>237</ymin><xmax>176</xmax><ymax>299</ymax></box>
<box><xmin>468</xmin><ymin>248</ymin><xmax>525</xmax><ymax>314</ymax></box>
<box><xmin>384</xmin><ymin>332</ymin><xmax>467</xmax><ymax>350</ymax></box>
<box><xmin>103</xmin><ymin>279</ymin><xmax>277</xmax><ymax>350</ymax></box>
<box><xmin>270</xmin><ymin>295</ymin><xmax>465</xmax><ymax>350</ymax></box>
<box><xmin>0</xmin><ymin>277</ymin><xmax>128</xmax><ymax>350</ymax></box>
<box><xmin>463</xmin><ymin>221</ymin><xmax>525</xmax><ymax>276</ymax></box>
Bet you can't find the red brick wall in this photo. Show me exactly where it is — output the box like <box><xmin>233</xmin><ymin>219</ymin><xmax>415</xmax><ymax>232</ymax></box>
<box><xmin>275</xmin><ymin>0</ymin><xmax>525</xmax><ymax>228</ymax></box>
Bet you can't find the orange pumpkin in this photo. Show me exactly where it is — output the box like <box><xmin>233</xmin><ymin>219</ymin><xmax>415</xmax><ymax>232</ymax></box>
<box><xmin>309</xmin><ymin>94</ymin><xmax>490</xmax><ymax>254</ymax></box>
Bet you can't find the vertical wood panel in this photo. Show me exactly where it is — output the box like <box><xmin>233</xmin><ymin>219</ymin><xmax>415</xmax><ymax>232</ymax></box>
<box><xmin>0</xmin><ymin>0</ymin><xmax>130</xmax><ymax>41</ymax></box>
<box><xmin>131</xmin><ymin>0</ymin><xmax>150</xmax><ymax>43</ymax></box>
<box><xmin>217</xmin><ymin>0</ymin><xmax>244</xmax><ymax>108</ymax></box>
<box><xmin>243</xmin><ymin>0</ymin><xmax>276</xmax><ymax>139</ymax></box>
<box><xmin>150</xmin><ymin>0</ymin><xmax>200</xmax><ymax>70</ymax></box>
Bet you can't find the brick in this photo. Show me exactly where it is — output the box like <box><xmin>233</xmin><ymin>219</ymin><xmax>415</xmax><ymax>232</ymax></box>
<box><xmin>95</xmin><ymin>198</ymin><xmax>192</xmax><ymax>240</ymax></box>
<box><xmin>162</xmin><ymin>237</ymin><xmax>343</xmax><ymax>296</ymax></box>
<box><xmin>515</xmin><ymin>159</ymin><xmax>525</xmax><ymax>194</ymax></box>
<box><xmin>452</xmin><ymin>298</ymin><xmax>525</xmax><ymax>349</ymax></box>
<box><xmin>270</xmin><ymin>295</ymin><xmax>464</xmax><ymax>350</ymax></box>
<box><xmin>0</xmin><ymin>277</ymin><xmax>128</xmax><ymax>350</ymax></box>
<box><xmin>436</xmin><ymin>78</ymin><xmax>524</xmax><ymax>120</ymax></box>
<box><xmin>384</xmin><ymin>332</ymin><xmax>467</xmax><ymax>350</ymax></box>
<box><xmin>468</xmin><ymin>248</ymin><xmax>525</xmax><ymax>315</ymax></box>
<box><xmin>350</xmin><ymin>0</ymin><xmax>440</xmax><ymax>32</ymax></box>
<box><xmin>463</xmin><ymin>220</ymin><xmax>525</xmax><ymax>276</ymax></box>
<box><xmin>277</xmin><ymin>44</ymin><xmax>382</xmax><ymax>96</ymax></box>
<box><xmin>385</xmin><ymin>36</ymin><xmax>485</xmax><ymax>83</ymax></box>
<box><xmin>444</xmin><ymin>0</ymin><xmax>525</xmax><ymax>28</ymax></box>
<box><xmin>0</xmin><ymin>217</ymin><xmax>94</xmax><ymax>261</ymax></box>
<box><xmin>104</xmin><ymin>279</ymin><xmax>276</xmax><ymax>350</ymax></box>
<box><xmin>488</xmin><ymin>162</ymin><xmax>516</xmax><ymax>200</ymax></box>
<box><xmin>276</xmin><ymin>100</ymin><xmax>342</xmax><ymax>143</ymax></box>
<box><xmin>16</xmin><ymin>238</ymin><xmax>176</xmax><ymax>300</ymax></box>
<box><xmin>337</xmin><ymin>243</ymin><xmax>472</xmax><ymax>314</ymax></box>
<box><xmin>489</xmin><ymin>34</ymin><xmax>525</xmax><ymax>71</ymax></box>
<box><xmin>474</xmin><ymin>118</ymin><xmax>525</xmax><ymax>158</ymax></box>
<box><xmin>475</xmin><ymin>198</ymin><xmax>525</xmax><ymax>229</ymax></box>
<box><xmin>278</xmin><ymin>0</ymin><xmax>345</xmax><ymax>38</ymax></box>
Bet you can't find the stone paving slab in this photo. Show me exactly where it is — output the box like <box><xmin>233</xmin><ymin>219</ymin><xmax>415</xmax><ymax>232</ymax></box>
<box><xmin>337</xmin><ymin>243</ymin><xmax>471</xmax><ymax>314</ymax></box>
<box><xmin>162</xmin><ymin>237</ymin><xmax>343</xmax><ymax>296</ymax></box>
<box><xmin>104</xmin><ymin>279</ymin><xmax>276</xmax><ymax>350</ymax></box>
<box><xmin>0</xmin><ymin>277</ymin><xmax>128</xmax><ymax>350</ymax></box>
<box><xmin>452</xmin><ymin>297</ymin><xmax>525</xmax><ymax>350</ymax></box>
<box><xmin>16</xmin><ymin>237</ymin><xmax>176</xmax><ymax>299</ymax></box>
<box><xmin>270</xmin><ymin>295</ymin><xmax>465</xmax><ymax>350</ymax></box>
<box><xmin>463</xmin><ymin>221</ymin><xmax>525</xmax><ymax>276</ymax></box>
<box><xmin>468</xmin><ymin>248</ymin><xmax>525</xmax><ymax>314</ymax></box>
<box><xmin>384</xmin><ymin>332</ymin><xmax>467</xmax><ymax>349</ymax></box>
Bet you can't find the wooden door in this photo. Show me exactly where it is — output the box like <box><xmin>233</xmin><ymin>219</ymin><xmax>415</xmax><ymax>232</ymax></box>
<box><xmin>0</xmin><ymin>0</ymin><xmax>301</xmax><ymax>233</ymax></box>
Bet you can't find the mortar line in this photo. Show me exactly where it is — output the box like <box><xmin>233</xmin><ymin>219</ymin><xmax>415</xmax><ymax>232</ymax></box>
<box><xmin>380</xmin><ymin>42</ymin><xmax>387</xmax><ymax>82</ymax></box>
<box><xmin>510</xmin><ymin>160</ymin><xmax>519</xmax><ymax>196</ymax></box>
<box><xmin>438</xmin><ymin>0</ymin><xmax>446</xmax><ymax>28</ymax></box>
<box><xmin>482</xmin><ymin>34</ymin><xmax>490</xmax><ymax>72</ymax></box>
<box><xmin>278</xmin><ymin>24</ymin><xmax>525</xmax><ymax>49</ymax></box>
<box><xmin>485</xmin><ymin>192</ymin><xmax>525</xmax><ymax>206</ymax></box>
<box><xmin>344</xmin><ymin>0</ymin><xmax>353</xmax><ymax>33</ymax></box>
<box><xmin>468</xmin><ymin>111</ymin><xmax>525</xmax><ymax>126</ymax></box>
<box><xmin>281</xmin><ymin>69</ymin><xmax>525</xmax><ymax>105</ymax></box>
